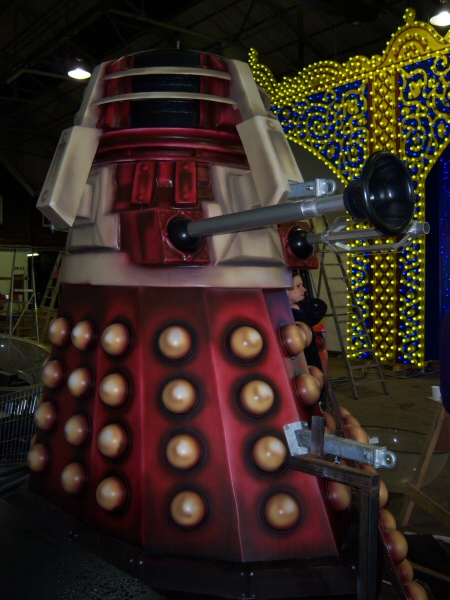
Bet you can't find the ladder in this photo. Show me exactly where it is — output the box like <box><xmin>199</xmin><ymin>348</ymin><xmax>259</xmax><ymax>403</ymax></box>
<box><xmin>315</xmin><ymin>223</ymin><xmax>388</xmax><ymax>399</ymax></box>
<box><xmin>7</xmin><ymin>250</ymin><xmax>39</xmax><ymax>341</ymax></box>
<box><xmin>38</xmin><ymin>251</ymin><xmax>64</xmax><ymax>343</ymax></box>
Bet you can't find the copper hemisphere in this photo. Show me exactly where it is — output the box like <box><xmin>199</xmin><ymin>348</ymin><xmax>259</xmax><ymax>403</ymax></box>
<box><xmin>48</xmin><ymin>317</ymin><xmax>71</xmax><ymax>347</ymax></box>
<box><xmin>251</xmin><ymin>436</ymin><xmax>286</xmax><ymax>472</ymax></box>
<box><xmin>42</xmin><ymin>360</ymin><xmax>63</xmax><ymax>389</ymax></box>
<box><xmin>97</xmin><ymin>423</ymin><xmax>129</xmax><ymax>459</ymax></box>
<box><xmin>71</xmin><ymin>320</ymin><xmax>96</xmax><ymax>351</ymax></box>
<box><xmin>99</xmin><ymin>372</ymin><xmax>129</xmax><ymax>408</ymax></box>
<box><xmin>61</xmin><ymin>462</ymin><xmax>86</xmax><ymax>494</ymax></box>
<box><xmin>279</xmin><ymin>324</ymin><xmax>306</xmax><ymax>356</ymax></box>
<box><xmin>158</xmin><ymin>326</ymin><xmax>193</xmax><ymax>361</ymax></box>
<box><xmin>101</xmin><ymin>323</ymin><xmax>131</xmax><ymax>357</ymax></box>
<box><xmin>165</xmin><ymin>434</ymin><xmax>202</xmax><ymax>470</ymax></box>
<box><xmin>170</xmin><ymin>490</ymin><xmax>207</xmax><ymax>528</ymax></box>
<box><xmin>64</xmin><ymin>414</ymin><xmax>90</xmax><ymax>446</ymax></box>
<box><xmin>27</xmin><ymin>443</ymin><xmax>49</xmax><ymax>472</ymax></box>
<box><xmin>239</xmin><ymin>380</ymin><xmax>275</xmax><ymax>415</ymax></box>
<box><xmin>96</xmin><ymin>476</ymin><xmax>128</xmax><ymax>512</ymax></box>
<box><xmin>263</xmin><ymin>492</ymin><xmax>301</xmax><ymax>531</ymax></box>
<box><xmin>229</xmin><ymin>326</ymin><xmax>263</xmax><ymax>361</ymax></box>
<box><xmin>34</xmin><ymin>401</ymin><xmax>57</xmax><ymax>431</ymax></box>
<box><xmin>161</xmin><ymin>378</ymin><xmax>197</xmax><ymax>414</ymax></box>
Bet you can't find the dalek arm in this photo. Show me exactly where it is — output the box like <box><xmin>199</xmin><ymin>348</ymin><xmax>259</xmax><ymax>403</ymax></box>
<box><xmin>168</xmin><ymin>150</ymin><xmax>425</xmax><ymax>260</ymax></box>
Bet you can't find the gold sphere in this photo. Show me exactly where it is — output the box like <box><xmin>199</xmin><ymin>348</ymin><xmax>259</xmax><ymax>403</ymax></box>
<box><xmin>229</xmin><ymin>326</ymin><xmax>263</xmax><ymax>360</ymax></box>
<box><xmin>280</xmin><ymin>324</ymin><xmax>306</xmax><ymax>356</ymax></box>
<box><xmin>34</xmin><ymin>401</ymin><xmax>57</xmax><ymax>431</ymax></box>
<box><xmin>67</xmin><ymin>367</ymin><xmax>93</xmax><ymax>398</ymax></box>
<box><xmin>295</xmin><ymin>322</ymin><xmax>313</xmax><ymax>347</ymax></box>
<box><xmin>96</xmin><ymin>476</ymin><xmax>127</xmax><ymax>512</ymax></box>
<box><xmin>161</xmin><ymin>379</ymin><xmax>197</xmax><ymax>414</ymax></box>
<box><xmin>99</xmin><ymin>373</ymin><xmax>129</xmax><ymax>408</ymax></box>
<box><xmin>251</xmin><ymin>436</ymin><xmax>286</xmax><ymax>472</ymax></box>
<box><xmin>71</xmin><ymin>320</ymin><xmax>95</xmax><ymax>351</ymax></box>
<box><xmin>64</xmin><ymin>414</ymin><xmax>90</xmax><ymax>446</ymax></box>
<box><xmin>48</xmin><ymin>317</ymin><xmax>71</xmax><ymax>347</ymax></box>
<box><xmin>294</xmin><ymin>373</ymin><xmax>321</xmax><ymax>407</ymax></box>
<box><xmin>170</xmin><ymin>490</ymin><xmax>207</xmax><ymax>528</ymax></box>
<box><xmin>381</xmin><ymin>528</ymin><xmax>408</xmax><ymax>566</ymax></box>
<box><xmin>42</xmin><ymin>360</ymin><xmax>63</xmax><ymax>389</ymax></box>
<box><xmin>239</xmin><ymin>380</ymin><xmax>274</xmax><ymax>415</ymax></box>
<box><xmin>101</xmin><ymin>323</ymin><xmax>130</xmax><ymax>357</ymax></box>
<box><xmin>343</xmin><ymin>424</ymin><xmax>369</xmax><ymax>444</ymax></box>
<box><xmin>327</xmin><ymin>481</ymin><xmax>352</xmax><ymax>512</ymax></box>
<box><xmin>166</xmin><ymin>434</ymin><xmax>202</xmax><ymax>470</ymax></box>
<box><xmin>308</xmin><ymin>365</ymin><xmax>324</xmax><ymax>388</ymax></box>
<box><xmin>27</xmin><ymin>443</ymin><xmax>49</xmax><ymax>472</ymax></box>
<box><xmin>97</xmin><ymin>423</ymin><xmax>128</xmax><ymax>458</ymax></box>
<box><xmin>379</xmin><ymin>508</ymin><xmax>397</xmax><ymax>531</ymax></box>
<box><xmin>158</xmin><ymin>326</ymin><xmax>193</xmax><ymax>360</ymax></box>
<box><xmin>263</xmin><ymin>492</ymin><xmax>301</xmax><ymax>531</ymax></box>
<box><xmin>61</xmin><ymin>462</ymin><xmax>86</xmax><ymax>494</ymax></box>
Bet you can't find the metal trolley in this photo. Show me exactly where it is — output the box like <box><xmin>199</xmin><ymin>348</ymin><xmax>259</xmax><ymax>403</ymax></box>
<box><xmin>0</xmin><ymin>335</ymin><xmax>48</xmax><ymax>493</ymax></box>
<box><xmin>1</xmin><ymin>384</ymin><xmax>42</xmax><ymax>465</ymax></box>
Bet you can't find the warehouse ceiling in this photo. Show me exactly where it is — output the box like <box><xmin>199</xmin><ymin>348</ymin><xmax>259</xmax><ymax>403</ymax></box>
<box><xmin>0</xmin><ymin>0</ymin><xmax>438</xmax><ymax>195</ymax></box>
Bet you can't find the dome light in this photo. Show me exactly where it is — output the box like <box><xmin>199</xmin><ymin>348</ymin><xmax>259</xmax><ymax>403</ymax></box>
<box><xmin>430</xmin><ymin>1</ymin><xmax>450</xmax><ymax>27</ymax></box>
<box><xmin>68</xmin><ymin>59</ymin><xmax>91</xmax><ymax>80</ymax></box>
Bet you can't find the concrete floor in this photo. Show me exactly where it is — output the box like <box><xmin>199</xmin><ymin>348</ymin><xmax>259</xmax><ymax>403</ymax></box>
<box><xmin>327</xmin><ymin>355</ymin><xmax>450</xmax><ymax>600</ymax></box>
<box><xmin>1</xmin><ymin>355</ymin><xmax>449</xmax><ymax>599</ymax></box>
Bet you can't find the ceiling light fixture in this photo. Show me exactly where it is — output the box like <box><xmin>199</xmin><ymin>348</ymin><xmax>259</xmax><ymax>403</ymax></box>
<box><xmin>67</xmin><ymin>58</ymin><xmax>91</xmax><ymax>80</ymax></box>
<box><xmin>430</xmin><ymin>0</ymin><xmax>450</xmax><ymax>27</ymax></box>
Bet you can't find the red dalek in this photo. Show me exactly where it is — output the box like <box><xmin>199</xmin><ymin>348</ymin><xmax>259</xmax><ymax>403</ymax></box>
<box><xmin>29</xmin><ymin>50</ymin><xmax>424</xmax><ymax>599</ymax></box>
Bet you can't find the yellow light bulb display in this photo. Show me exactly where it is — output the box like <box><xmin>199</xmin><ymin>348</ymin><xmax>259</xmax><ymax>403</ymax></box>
<box><xmin>250</xmin><ymin>7</ymin><xmax>450</xmax><ymax>368</ymax></box>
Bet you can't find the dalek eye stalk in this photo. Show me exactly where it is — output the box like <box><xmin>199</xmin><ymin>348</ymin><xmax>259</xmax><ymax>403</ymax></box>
<box><xmin>30</xmin><ymin>50</ymin><xmax>427</xmax><ymax>599</ymax></box>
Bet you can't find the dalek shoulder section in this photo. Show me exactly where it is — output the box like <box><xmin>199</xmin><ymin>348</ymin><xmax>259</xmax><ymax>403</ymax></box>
<box><xmin>74</xmin><ymin>62</ymin><xmax>111</xmax><ymax>128</ymax></box>
<box><xmin>36</xmin><ymin>126</ymin><xmax>102</xmax><ymax>230</ymax></box>
<box><xmin>36</xmin><ymin>61</ymin><xmax>112</xmax><ymax>230</ymax></box>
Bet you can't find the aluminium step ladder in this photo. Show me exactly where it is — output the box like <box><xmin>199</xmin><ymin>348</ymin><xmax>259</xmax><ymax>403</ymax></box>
<box><xmin>314</xmin><ymin>219</ymin><xmax>388</xmax><ymax>399</ymax></box>
<box><xmin>7</xmin><ymin>250</ymin><xmax>39</xmax><ymax>341</ymax></box>
<box><xmin>38</xmin><ymin>251</ymin><xmax>64</xmax><ymax>343</ymax></box>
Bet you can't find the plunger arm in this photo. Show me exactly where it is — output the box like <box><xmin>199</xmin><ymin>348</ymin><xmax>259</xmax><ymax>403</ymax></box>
<box><xmin>169</xmin><ymin>151</ymin><xmax>423</xmax><ymax>255</ymax></box>
<box><xmin>188</xmin><ymin>193</ymin><xmax>345</xmax><ymax>237</ymax></box>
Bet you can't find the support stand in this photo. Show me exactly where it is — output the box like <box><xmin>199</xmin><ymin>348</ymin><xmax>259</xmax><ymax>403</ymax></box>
<box><xmin>325</xmin><ymin>381</ymin><xmax>409</xmax><ymax>599</ymax></box>
<box><xmin>289</xmin><ymin>452</ymin><xmax>380</xmax><ymax>600</ymax></box>
<box><xmin>286</xmin><ymin>382</ymin><xmax>409</xmax><ymax>600</ymax></box>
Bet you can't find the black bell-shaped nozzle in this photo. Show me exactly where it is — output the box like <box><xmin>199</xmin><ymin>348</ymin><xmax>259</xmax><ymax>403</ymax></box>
<box><xmin>343</xmin><ymin>151</ymin><xmax>415</xmax><ymax>236</ymax></box>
